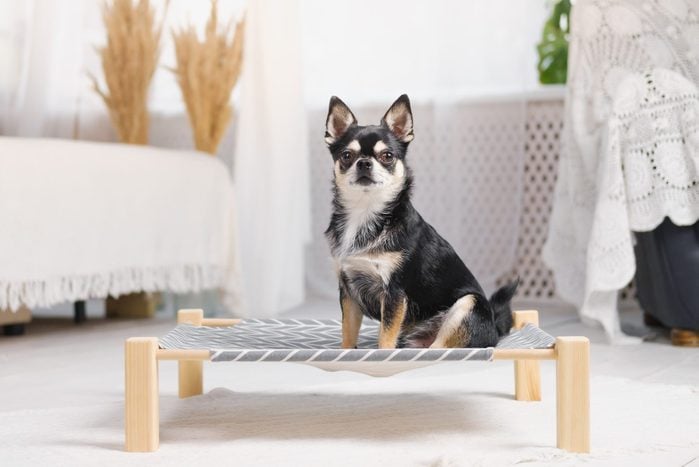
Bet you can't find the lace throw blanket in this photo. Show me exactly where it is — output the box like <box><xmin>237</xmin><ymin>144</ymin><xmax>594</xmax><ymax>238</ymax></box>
<box><xmin>543</xmin><ymin>0</ymin><xmax>699</xmax><ymax>341</ymax></box>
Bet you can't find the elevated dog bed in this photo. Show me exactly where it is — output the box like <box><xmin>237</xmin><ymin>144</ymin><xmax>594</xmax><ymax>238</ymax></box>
<box><xmin>125</xmin><ymin>309</ymin><xmax>590</xmax><ymax>454</ymax></box>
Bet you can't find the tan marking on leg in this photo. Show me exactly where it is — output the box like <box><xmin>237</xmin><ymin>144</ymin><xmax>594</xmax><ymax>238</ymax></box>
<box><xmin>341</xmin><ymin>296</ymin><xmax>363</xmax><ymax>349</ymax></box>
<box><xmin>443</xmin><ymin>326</ymin><xmax>468</xmax><ymax>348</ymax></box>
<box><xmin>430</xmin><ymin>294</ymin><xmax>476</xmax><ymax>348</ymax></box>
<box><xmin>379</xmin><ymin>297</ymin><xmax>407</xmax><ymax>349</ymax></box>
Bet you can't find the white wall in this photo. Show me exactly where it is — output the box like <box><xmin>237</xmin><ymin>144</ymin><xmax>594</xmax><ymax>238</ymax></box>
<box><xmin>300</xmin><ymin>0</ymin><xmax>549</xmax><ymax>109</ymax></box>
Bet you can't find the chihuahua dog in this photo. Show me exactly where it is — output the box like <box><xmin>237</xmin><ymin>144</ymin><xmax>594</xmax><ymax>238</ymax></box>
<box><xmin>324</xmin><ymin>94</ymin><xmax>518</xmax><ymax>349</ymax></box>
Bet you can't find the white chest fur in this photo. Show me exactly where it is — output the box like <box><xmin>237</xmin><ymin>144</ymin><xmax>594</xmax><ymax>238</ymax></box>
<box><xmin>337</xmin><ymin>251</ymin><xmax>403</xmax><ymax>285</ymax></box>
<box><xmin>333</xmin><ymin>158</ymin><xmax>406</xmax><ymax>257</ymax></box>
<box><xmin>337</xmin><ymin>192</ymin><xmax>389</xmax><ymax>256</ymax></box>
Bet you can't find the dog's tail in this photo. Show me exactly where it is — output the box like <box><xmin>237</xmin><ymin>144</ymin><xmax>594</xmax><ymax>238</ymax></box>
<box><xmin>489</xmin><ymin>279</ymin><xmax>519</xmax><ymax>337</ymax></box>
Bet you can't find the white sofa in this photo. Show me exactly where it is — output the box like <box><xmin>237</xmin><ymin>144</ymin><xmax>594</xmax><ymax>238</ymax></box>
<box><xmin>0</xmin><ymin>137</ymin><xmax>240</xmax><ymax>328</ymax></box>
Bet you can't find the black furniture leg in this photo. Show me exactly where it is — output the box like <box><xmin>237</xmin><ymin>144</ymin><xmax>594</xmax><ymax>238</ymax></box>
<box><xmin>74</xmin><ymin>300</ymin><xmax>87</xmax><ymax>324</ymax></box>
<box><xmin>3</xmin><ymin>324</ymin><xmax>25</xmax><ymax>336</ymax></box>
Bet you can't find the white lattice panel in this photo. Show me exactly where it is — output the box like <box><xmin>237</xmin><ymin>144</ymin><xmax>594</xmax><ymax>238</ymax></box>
<box><xmin>496</xmin><ymin>98</ymin><xmax>637</xmax><ymax>304</ymax></box>
<box><xmin>408</xmin><ymin>102</ymin><xmax>525</xmax><ymax>289</ymax></box>
<box><xmin>496</xmin><ymin>100</ymin><xmax>562</xmax><ymax>299</ymax></box>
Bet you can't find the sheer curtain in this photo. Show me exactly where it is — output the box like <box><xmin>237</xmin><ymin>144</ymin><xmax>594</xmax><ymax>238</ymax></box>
<box><xmin>232</xmin><ymin>0</ymin><xmax>310</xmax><ymax>317</ymax></box>
<box><xmin>0</xmin><ymin>0</ymin><xmax>93</xmax><ymax>137</ymax></box>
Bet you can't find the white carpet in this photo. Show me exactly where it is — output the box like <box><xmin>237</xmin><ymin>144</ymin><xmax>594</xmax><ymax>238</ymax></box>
<box><xmin>1</xmin><ymin>301</ymin><xmax>698</xmax><ymax>466</ymax></box>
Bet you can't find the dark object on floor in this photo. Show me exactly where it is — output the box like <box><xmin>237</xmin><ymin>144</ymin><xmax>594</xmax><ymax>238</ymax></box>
<box><xmin>74</xmin><ymin>300</ymin><xmax>87</xmax><ymax>324</ymax></box>
<box><xmin>0</xmin><ymin>305</ymin><xmax>31</xmax><ymax>336</ymax></box>
<box><xmin>3</xmin><ymin>323</ymin><xmax>25</xmax><ymax>336</ymax></box>
<box><xmin>634</xmin><ymin>218</ymin><xmax>699</xmax><ymax>346</ymax></box>
<box><xmin>643</xmin><ymin>312</ymin><xmax>663</xmax><ymax>327</ymax></box>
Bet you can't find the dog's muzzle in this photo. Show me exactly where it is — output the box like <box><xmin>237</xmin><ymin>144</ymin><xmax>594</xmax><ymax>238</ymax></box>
<box><xmin>355</xmin><ymin>158</ymin><xmax>374</xmax><ymax>185</ymax></box>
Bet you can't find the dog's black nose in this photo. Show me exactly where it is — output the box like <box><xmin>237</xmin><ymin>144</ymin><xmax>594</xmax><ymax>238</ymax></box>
<box><xmin>356</xmin><ymin>159</ymin><xmax>372</xmax><ymax>172</ymax></box>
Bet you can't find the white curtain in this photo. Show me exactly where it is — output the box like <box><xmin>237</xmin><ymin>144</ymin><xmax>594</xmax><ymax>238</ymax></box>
<box><xmin>232</xmin><ymin>0</ymin><xmax>310</xmax><ymax>317</ymax></box>
<box><xmin>0</xmin><ymin>0</ymin><xmax>93</xmax><ymax>137</ymax></box>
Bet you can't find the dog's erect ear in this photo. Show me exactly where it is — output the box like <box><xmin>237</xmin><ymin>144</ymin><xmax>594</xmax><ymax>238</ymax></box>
<box><xmin>325</xmin><ymin>96</ymin><xmax>357</xmax><ymax>145</ymax></box>
<box><xmin>381</xmin><ymin>94</ymin><xmax>414</xmax><ymax>143</ymax></box>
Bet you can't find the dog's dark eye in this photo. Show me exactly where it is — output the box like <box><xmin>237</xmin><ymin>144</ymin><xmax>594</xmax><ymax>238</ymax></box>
<box><xmin>341</xmin><ymin>150</ymin><xmax>352</xmax><ymax>162</ymax></box>
<box><xmin>379</xmin><ymin>152</ymin><xmax>394</xmax><ymax>164</ymax></box>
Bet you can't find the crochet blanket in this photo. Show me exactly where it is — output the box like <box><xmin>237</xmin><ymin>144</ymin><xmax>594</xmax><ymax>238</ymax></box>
<box><xmin>543</xmin><ymin>0</ymin><xmax>699</xmax><ymax>341</ymax></box>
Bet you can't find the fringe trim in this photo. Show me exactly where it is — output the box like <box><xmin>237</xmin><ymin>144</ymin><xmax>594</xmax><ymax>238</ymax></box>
<box><xmin>0</xmin><ymin>264</ymin><xmax>226</xmax><ymax>311</ymax></box>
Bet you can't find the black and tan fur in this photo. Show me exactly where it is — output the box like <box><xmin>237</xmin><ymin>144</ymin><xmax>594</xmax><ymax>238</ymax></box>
<box><xmin>325</xmin><ymin>94</ymin><xmax>518</xmax><ymax>349</ymax></box>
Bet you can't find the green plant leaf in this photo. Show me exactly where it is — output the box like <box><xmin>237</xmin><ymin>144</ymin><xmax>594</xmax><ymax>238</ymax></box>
<box><xmin>537</xmin><ymin>0</ymin><xmax>571</xmax><ymax>85</ymax></box>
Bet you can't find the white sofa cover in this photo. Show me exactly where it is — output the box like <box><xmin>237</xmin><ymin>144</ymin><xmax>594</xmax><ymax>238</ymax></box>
<box><xmin>0</xmin><ymin>137</ymin><xmax>240</xmax><ymax>311</ymax></box>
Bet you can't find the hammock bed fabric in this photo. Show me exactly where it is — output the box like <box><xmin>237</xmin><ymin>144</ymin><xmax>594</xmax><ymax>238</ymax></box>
<box><xmin>159</xmin><ymin>319</ymin><xmax>556</xmax><ymax>369</ymax></box>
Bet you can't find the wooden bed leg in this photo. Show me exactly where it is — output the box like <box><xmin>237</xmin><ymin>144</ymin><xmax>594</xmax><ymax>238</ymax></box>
<box><xmin>556</xmin><ymin>336</ymin><xmax>590</xmax><ymax>453</ymax></box>
<box><xmin>513</xmin><ymin>310</ymin><xmax>541</xmax><ymax>401</ymax></box>
<box><xmin>178</xmin><ymin>309</ymin><xmax>204</xmax><ymax>398</ymax></box>
<box><xmin>125</xmin><ymin>337</ymin><xmax>159</xmax><ymax>452</ymax></box>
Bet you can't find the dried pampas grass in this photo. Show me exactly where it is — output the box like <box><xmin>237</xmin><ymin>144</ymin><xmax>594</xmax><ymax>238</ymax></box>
<box><xmin>91</xmin><ymin>0</ymin><xmax>165</xmax><ymax>144</ymax></box>
<box><xmin>171</xmin><ymin>0</ymin><xmax>245</xmax><ymax>155</ymax></box>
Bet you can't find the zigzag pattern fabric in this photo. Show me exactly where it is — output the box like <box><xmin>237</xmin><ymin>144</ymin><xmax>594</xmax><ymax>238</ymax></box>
<box><xmin>159</xmin><ymin>319</ymin><xmax>555</xmax><ymax>364</ymax></box>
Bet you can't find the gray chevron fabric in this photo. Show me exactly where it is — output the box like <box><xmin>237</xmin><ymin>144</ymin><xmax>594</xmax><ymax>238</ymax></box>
<box><xmin>159</xmin><ymin>319</ymin><xmax>555</xmax><ymax>365</ymax></box>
